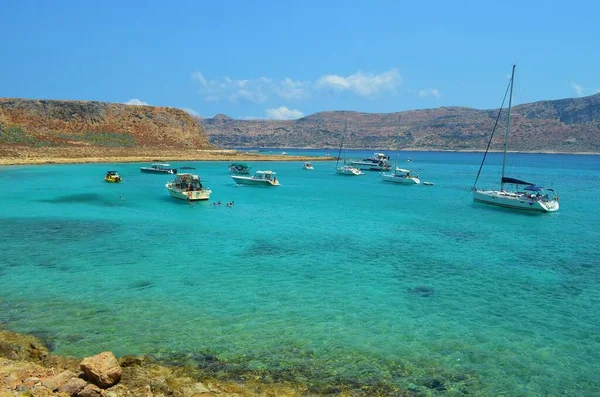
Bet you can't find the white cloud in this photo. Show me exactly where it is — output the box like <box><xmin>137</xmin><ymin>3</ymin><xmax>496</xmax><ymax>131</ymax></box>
<box><xmin>570</xmin><ymin>82</ymin><xmax>600</xmax><ymax>97</ymax></box>
<box><xmin>265</xmin><ymin>106</ymin><xmax>304</xmax><ymax>120</ymax></box>
<box><xmin>192</xmin><ymin>72</ymin><xmax>207</xmax><ymax>87</ymax></box>
<box><xmin>125</xmin><ymin>98</ymin><xmax>150</xmax><ymax>106</ymax></box>
<box><xmin>191</xmin><ymin>68</ymin><xmax>402</xmax><ymax>103</ymax></box>
<box><xmin>571</xmin><ymin>82</ymin><xmax>585</xmax><ymax>97</ymax></box>
<box><xmin>277</xmin><ymin>78</ymin><xmax>308</xmax><ymax>101</ymax></box>
<box><xmin>418</xmin><ymin>88</ymin><xmax>441</xmax><ymax>98</ymax></box>
<box><xmin>317</xmin><ymin>68</ymin><xmax>402</xmax><ymax>97</ymax></box>
<box><xmin>182</xmin><ymin>108</ymin><xmax>201</xmax><ymax>117</ymax></box>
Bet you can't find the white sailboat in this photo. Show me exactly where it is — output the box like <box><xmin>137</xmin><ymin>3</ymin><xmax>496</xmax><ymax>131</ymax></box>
<box><xmin>382</xmin><ymin>119</ymin><xmax>421</xmax><ymax>185</ymax></box>
<box><xmin>336</xmin><ymin>122</ymin><xmax>362</xmax><ymax>176</ymax></box>
<box><xmin>472</xmin><ymin>65</ymin><xmax>559</xmax><ymax>212</ymax></box>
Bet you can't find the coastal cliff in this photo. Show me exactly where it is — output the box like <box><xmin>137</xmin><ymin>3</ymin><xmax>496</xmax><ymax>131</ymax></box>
<box><xmin>200</xmin><ymin>93</ymin><xmax>600</xmax><ymax>153</ymax></box>
<box><xmin>0</xmin><ymin>98</ymin><xmax>212</xmax><ymax>150</ymax></box>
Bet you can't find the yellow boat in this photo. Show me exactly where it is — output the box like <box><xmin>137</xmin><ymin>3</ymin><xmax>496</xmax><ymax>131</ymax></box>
<box><xmin>105</xmin><ymin>171</ymin><xmax>122</xmax><ymax>183</ymax></box>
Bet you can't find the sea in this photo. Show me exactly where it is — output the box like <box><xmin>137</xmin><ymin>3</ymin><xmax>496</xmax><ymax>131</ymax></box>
<box><xmin>0</xmin><ymin>149</ymin><xmax>599</xmax><ymax>395</ymax></box>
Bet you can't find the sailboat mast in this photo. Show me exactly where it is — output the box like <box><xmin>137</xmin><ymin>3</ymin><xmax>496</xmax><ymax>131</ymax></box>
<box><xmin>500</xmin><ymin>64</ymin><xmax>516</xmax><ymax>191</ymax></box>
<box><xmin>336</xmin><ymin>122</ymin><xmax>347</xmax><ymax>167</ymax></box>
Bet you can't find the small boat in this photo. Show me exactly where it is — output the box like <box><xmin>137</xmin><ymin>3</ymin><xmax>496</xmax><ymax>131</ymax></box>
<box><xmin>336</xmin><ymin>123</ymin><xmax>363</xmax><ymax>176</ymax></box>
<box><xmin>303</xmin><ymin>162</ymin><xmax>314</xmax><ymax>170</ymax></box>
<box><xmin>104</xmin><ymin>171</ymin><xmax>122</xmax><ymax>183</ymax></box>
<box><xmin>166</xmin><ymin>173</ymin><xmax>211</xmax><ymax>201</ymax></box>
<box><xmin>382</xmin><ymin>168</ymin><xmax>420</xmax><ymax>185</ymax></box>
<box><xmin>382</xmin><ymin>119</ymin><xmax>421</xmax><ymax>185</ymax></box>
<box><xmin>179</xmin><ymin>166</ymin><xmax>196</xmax><ymax>170</ymax></box>
<box><xmin>141</xmin><ymin>163</ymin><xmax>177</xmax><ymax>174</ymax></box>
<box><xmin>472</xmin><ymin>65</ymin><xmax>559</xmax><ymax>213</ymax></box>
<box><xmin>229</xmin><ymin>163</ymin><xmax>251</xmax><ymax>174</ymax></box>
<box><xmin>350</xmin><ymin>153</ymin><xmax>391</xmax><ymax>171</ymax></box>
<box><xmin>336</xmin><ymin>165</ymin><xmax>362</xmax><ymax>176</ymax></box>
<box><xmin>231</xmin><ymin>170</ymin><xmax>280</xmax><ymax>186</ymax></box>
<box><xmin>281</xmin><ymin>151</ymin><xmax>288</xmax><ymax>155</ymax></box>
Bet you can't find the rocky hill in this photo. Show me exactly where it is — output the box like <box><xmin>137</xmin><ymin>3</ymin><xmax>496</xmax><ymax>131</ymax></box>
<box><xmin>200</xmin><ymin>93</ymin><xmax>600</xmax><ymax>153</ymax></box>
<box><xmin>0</xmin><ymin>98</ymin><xmax>212</xmax><ymax>149</ymax></box>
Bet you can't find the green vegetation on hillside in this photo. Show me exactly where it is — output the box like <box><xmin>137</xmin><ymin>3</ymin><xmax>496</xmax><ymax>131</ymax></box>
<box><xmin>55</xmin><ymin>131</ymin><xmax>137</xmax><ymax>147</ymax></box>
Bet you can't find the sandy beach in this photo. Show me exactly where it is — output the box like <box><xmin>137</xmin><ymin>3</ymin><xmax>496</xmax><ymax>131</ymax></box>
<box><xmin>0</xmin><ymin>146</ymin><xmax>333</xmax><ymax>166</ymax></box>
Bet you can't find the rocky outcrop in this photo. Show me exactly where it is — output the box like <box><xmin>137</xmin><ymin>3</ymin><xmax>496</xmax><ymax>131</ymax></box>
<box><xmin>200</xmin><ymin>93</ymin><xmax>600</xmax><ymax>153</ymax></box>
<box><xmin>0</xmin><ymin>330</ymin><xmax>306</xmax><ymax>396</ymax></box>
<box><xmin>79</xmin><ymin>352</ymin><xmax>122</xmax><ymax>389</ymax></box>
<box><xmin>0</xmin><ymin>98</ymin><xmax>213</xmax><ymax>149</ymax></box>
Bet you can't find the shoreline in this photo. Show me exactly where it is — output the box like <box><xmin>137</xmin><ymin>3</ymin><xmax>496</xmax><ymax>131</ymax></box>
<box><xmin>1</xmin><ymin>146</ymin><xmax>597</xmax><ymax>166</ymax></box>
<box><xmin>0</xmin><ymin>147</ymin><xmax>334</xmax><ymax>166</ymax></box>
<box><xmin>0</xmin><ymin>327</ymin><xmax>469</xmax><ymax>396</ymax></box>
<box><xmin>0</xmin><ymin>328</ymin><xmax>309</xmax><ymax>396</ymax></box>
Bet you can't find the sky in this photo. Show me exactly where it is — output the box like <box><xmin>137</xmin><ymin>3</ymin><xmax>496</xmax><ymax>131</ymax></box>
<box><xmin>1</xmin><ymin>0</ymin><xmax>598</xmax><ymax>120</ymax></box>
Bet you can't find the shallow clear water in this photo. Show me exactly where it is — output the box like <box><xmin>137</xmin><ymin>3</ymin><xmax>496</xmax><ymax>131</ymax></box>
<box><xmin>1</xmin><ymin>150</ymin><xmax>599</xmax><ymax>395</ymax></box>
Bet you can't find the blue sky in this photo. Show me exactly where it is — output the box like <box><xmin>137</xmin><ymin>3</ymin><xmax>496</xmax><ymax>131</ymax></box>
<box><xmin>1</xmin><ymin>0</ymin><xmax>598</xmax><ymax>120</ymax></box>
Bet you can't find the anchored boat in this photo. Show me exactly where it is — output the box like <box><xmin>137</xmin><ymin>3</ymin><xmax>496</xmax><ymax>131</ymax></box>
<box><xmin>231</xmin><ymin>170</ymin><xmax>280</xmax><ymax>186</ymax></box>
<box><xmin>472</xmin><ymin>65</ymin><xmax>559</xmax><ymax>212</ymax></box>
<box><xmin>166</xmin><ymin>173</ymin><xmax>211</xmax><ymax>201</ymax></box>
<box><xmin>141</xmin><ymin>163</ymin><xmax>177</xmax><ymax>174</ymax></box>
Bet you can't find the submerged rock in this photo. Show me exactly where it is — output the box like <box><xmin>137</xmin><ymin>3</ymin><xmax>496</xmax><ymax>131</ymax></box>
<box><xmin>407</xmin><ymin>285</ymin><xmax>435</xmax><ymax>297</ymax></box>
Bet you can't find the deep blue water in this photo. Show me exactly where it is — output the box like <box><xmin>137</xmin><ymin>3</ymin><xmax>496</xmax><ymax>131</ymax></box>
<box><xmin>1</xmin><ymin>150</ymin><xmax>599</xmax><ymax>395</ymax></box>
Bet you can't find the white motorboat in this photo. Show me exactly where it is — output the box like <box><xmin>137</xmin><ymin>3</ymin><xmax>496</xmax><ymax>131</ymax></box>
<box><xmin>472</xmin><ymin>65</ymin><xmax>559</xmax><ymax>212</ymax></box>
<box><xmin>382</xmin><ymin>167</ymin><xmax>420</xmax><ymax>185</ymax></box>
<box><xmin>350</xmin><ymin>153</ymin><xmax>391</xmax><ymax>171</ymax></box>
<box><xmin>141</xmin><ymin>163</ymin><xmax>177</xmax><ymax>174</ymax></box>
<box><xmin>231</xmin><ymin>170</ymin><xmax>280</xmax><ymax>186</ymax></box>
<box><xmin>303</xmin><ymin>162</ymin><xmax>314</xmax><ymax>170</ymax></box>
<box><xmin>166</xmin><ymin>173</ymin><xmax>211</xmax><ymax>201</ymax></box>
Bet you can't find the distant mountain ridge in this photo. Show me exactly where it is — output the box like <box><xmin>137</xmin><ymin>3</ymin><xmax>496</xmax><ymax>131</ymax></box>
<box><xmin>200</xmin><ymin>93</ymin><xmax>600</xmax><ymax>153</ymax></box>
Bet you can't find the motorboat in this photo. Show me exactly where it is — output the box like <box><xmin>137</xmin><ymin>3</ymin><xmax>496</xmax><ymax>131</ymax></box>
<box><xmin>229</xmin><ymin>163</ymin><xmax>251</xmax><ymax>174</ymax></box>
<box><xmin>231</xmin><ymin>170</ymin><xmax>280</xmax><ymax>186</ymax></box>
<box><xmin>472</xmin><ymin>65</ymin><xmax>559</xmax><ymax>213</ymax></box>
<box><xmin>303</xmin><ymin>162</ymin><xmax>314</xmax><ymax>170</ymax></box>
<box><xmin>141</xmin><ymin>163</ymin><xmax>177</xmax><ymax>174</ymax></box>
<box><xmin>104</xmin><ymin>171</ymin><xmax>122</xmax><ymax>183</ymax></box>
<box><xmin>166</xmin><ymin>173</ymin><xmax>211</xmax><ymax>201</ymax></box>
<box><xmin>381</xmin><ymin>167</ymin><xmax>420</xmax><ymax>185</ymax></box>
<box><xmin>350</xmin><ymin>153</ymin><xmax>391</xmax><ymax>171</ymax></box>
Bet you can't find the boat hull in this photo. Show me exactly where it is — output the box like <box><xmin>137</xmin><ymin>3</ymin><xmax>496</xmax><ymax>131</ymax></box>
<box><xmin>231</xmin><ymin>175</ymin><xmax>279</xmax><ymax>186</ymax></box>
<box><xmin>336</xmin><ymin>166</ymin><xmax>362</xmax><ymax>176</ymax></box>
<box><xmin>104</xmin><ymin>177</ymin><xmax>122</xmax><ymax>183</ymax></box>
<box><xmin>166</xmin><ymin>184</ymin><xmax>212</xmax><ymax>201</ymax></box>
<box><xmin>381</xmin><ymin>174</ymin><xmax>420</xmax><ymax>184</ymax></box>
<box><xmin>141</xmin><ymin>168</ymin><xmax>177</xmax><ymax>174</ymax></box>
<box><xmin>473</xmin><ymin>190</ymin><xmax>559</xmax><ymax>212</ymax></box>
<box><xmin>350</xmin><ymin>161</ymin><xmax>390</xmax><ymax>171</ymax></box>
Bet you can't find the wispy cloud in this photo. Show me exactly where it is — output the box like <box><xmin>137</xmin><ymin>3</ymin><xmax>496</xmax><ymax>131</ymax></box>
<box><xmin>125</xmin><ymin>98</ymin><xmax>150</xmax><ymax>106</ymax></box>
<box><xmin>570</xmin><ymin>82</ymin><xmax>600</xmax><ymax>97</ymax></box>
<box><xmin>192</xmin><ymin>68</ymin><xmax>402</xmax><ymax>103</ymax></box>
<box><xmin>317</xmin><ymin>69</ymin><xmax>402</xmax><ymax>97</ymax></box>
<box><xmin>265</xmin><ymin>106</ymin><xmax>304</xmax><ymax>120</ymax></box>
<box><xmin>182</xmin><ymin>108</ymin><xmax>201</xmax><ymax>118</ymax></box>
<box><xmin>571</xmin><ymin>82</ymin><xmax>584</xmax><ymax>97</ymax></box>
<box><xmin>418</xmin><ymin>88</ymin><xmax>440</xmax><ymax>98</ymax></box>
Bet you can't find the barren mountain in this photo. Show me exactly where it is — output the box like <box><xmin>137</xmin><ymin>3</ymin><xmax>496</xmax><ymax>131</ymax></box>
<box><xmin>0</xmin><ymin>98</ymin><xmax>212</xmax><ymax>149</ymax></box>
<box><xmin>200</xmin><ymin>93</ymin><xmax>600</xmax><ymax>153</ymax></box>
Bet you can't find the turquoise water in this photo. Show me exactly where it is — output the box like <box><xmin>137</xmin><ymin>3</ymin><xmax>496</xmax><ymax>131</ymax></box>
<box><xmin>1</xmin><ymin>150</ymin><xmax>599</xmax><ymax>395</ymax></box>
